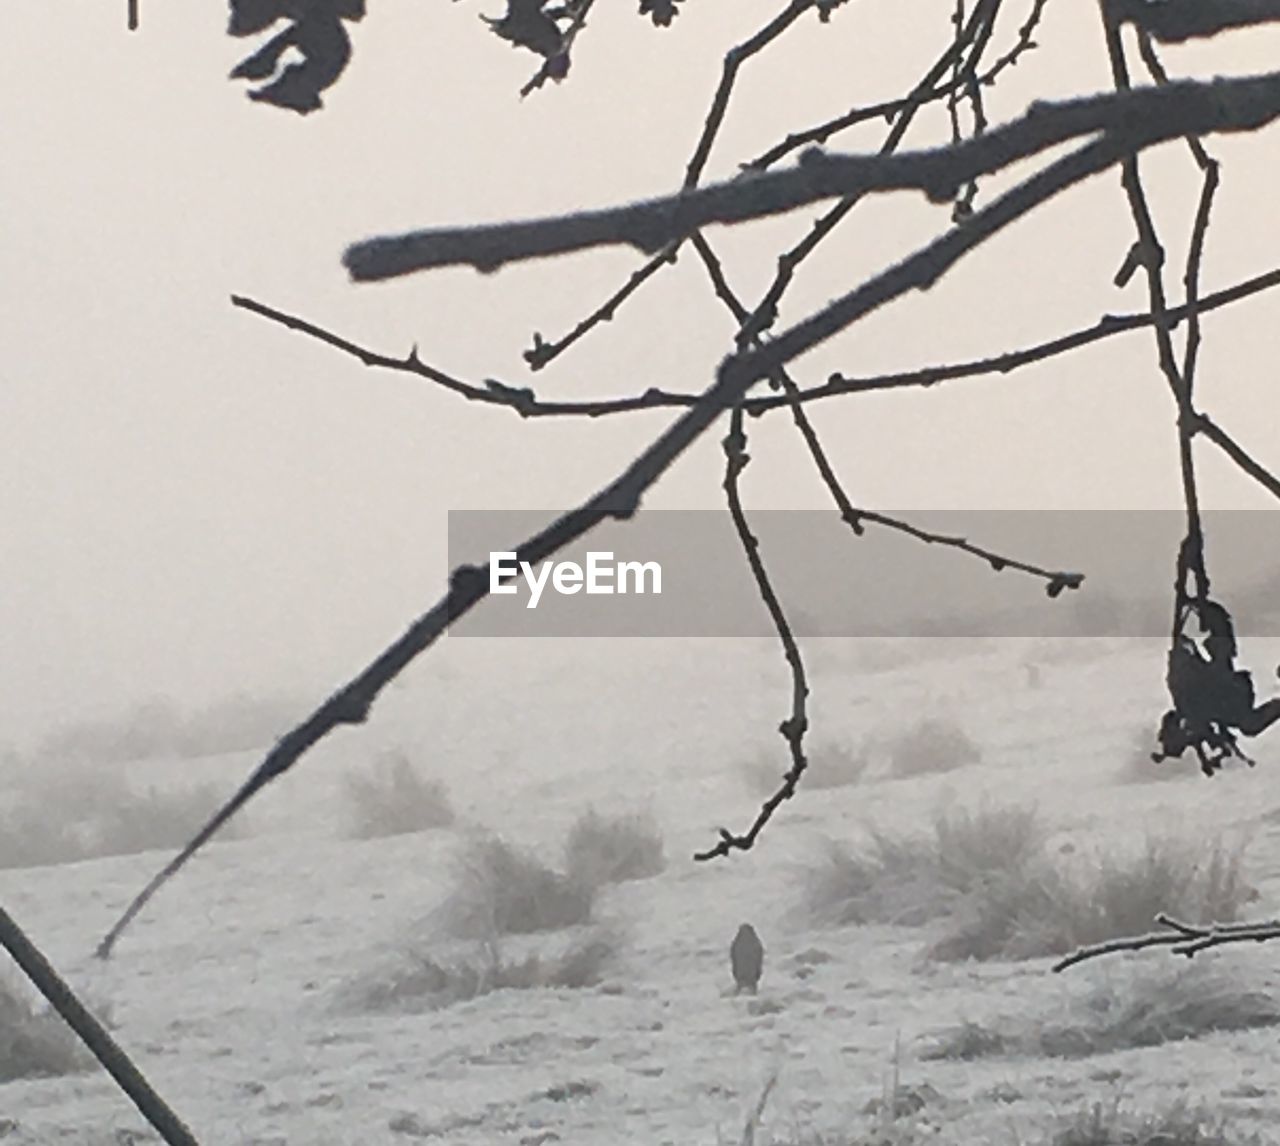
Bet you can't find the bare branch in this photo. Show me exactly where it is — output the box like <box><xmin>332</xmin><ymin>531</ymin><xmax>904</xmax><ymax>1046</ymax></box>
<box><xmin>1115</xmin><ymin>0</ymin><xmax>1280</xmax><ymax>42</ymax></box>
<box><xmin>342</xmin><ymin>71</ymin><xmax>1280</xmax><ymax>280</ymax></box>
<box><xmin>691</xmin><ymin>232</ymin><xmax>1083</xmax><ymax>596</ymax></box>
<box><xmin>1053</xmin><ymin>912</ymin><xmax>1280</xmax><ymax>972</ymax></box>
<box><xmin>1195</xmin><ymin>413</ymin><xmax>1280</xmax><ymax>501</ymax></box>
<box><xmin>695</xmin><ymin>404</ymin><xmax>811</xmax><ymax>861</ymax></box>
<box><xmin>522</xmin><ymin>0</ymin><xmax>817</xmax><ymax>371</ymax></box>
<box><xmin>103</xmin><ymin>102</ymin><xmax>1141</xmax><ymax>955</ymax></box>
<box><xmin>523</xmin><ymin>248</ymin><xmax>673</xmax><ymax>371</ymax></box>
<box><xmin>237</xmin><ymin>263</ymin><xmax>1280</xmax><ymax>421</ymax></box>
<box><xmin>745</xmin><ymin>0</ymin><xmax>1052</xmax><ymax>173</ymax></box>
<box><xmin>1</xmin><ymin>906</ymin><xmax>197</xmax><ymax>1143</ymax></box>
<box><xmin>684</xmin><ymin>0</ymin><xmax>817</xmax><ymax>189</ymax></box>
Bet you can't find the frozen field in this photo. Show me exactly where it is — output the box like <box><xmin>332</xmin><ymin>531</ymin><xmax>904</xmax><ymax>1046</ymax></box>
<box><xmin>5</xmin><ymin>637</ymin><xmax>1280</xmax><ymax>1144</ymax></box>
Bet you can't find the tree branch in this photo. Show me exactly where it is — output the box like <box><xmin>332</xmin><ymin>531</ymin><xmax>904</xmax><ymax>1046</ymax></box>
<box><xmin>1115</xmin><ymin>0</ymin><xmax>1280</xmax><ymax>42</ymax></box>
<box><xmin>1</xmin><ymin>906</ymin><xmax>197</xmax><ymax>1143</ymax></box>
<box><xmin>344</xmin><ymin>70</ymin><xmax>1280</xmax><ymax>280</ymax></box>
<box><xmin>101</xmin><ymin>111</ymin><xmax>1203</xmax><ymax>954</ymax></box>
<box><xmin>1053</xmin><ymin>912</ymin><xmax>1280</xmax><ymax>971</ymax></box>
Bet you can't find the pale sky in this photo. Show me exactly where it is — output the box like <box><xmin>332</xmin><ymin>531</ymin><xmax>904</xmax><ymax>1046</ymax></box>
<box><xmin>3</xmin><ymin>4</ymin><xmax>1279</xmax><ymax>743</ymax></box>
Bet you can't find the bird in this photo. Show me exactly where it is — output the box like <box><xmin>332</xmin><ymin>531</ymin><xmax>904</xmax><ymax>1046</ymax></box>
<box><xmin>730</xmin><ymin>923</ymin><xmax>764</xmax><ymax>995</ymax></box>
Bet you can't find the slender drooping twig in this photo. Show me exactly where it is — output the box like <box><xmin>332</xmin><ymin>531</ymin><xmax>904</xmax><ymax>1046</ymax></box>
<box><xmin>700</xmin><ymin>402</ymin><xmax>811</xmax><ymax>861</ymax></box>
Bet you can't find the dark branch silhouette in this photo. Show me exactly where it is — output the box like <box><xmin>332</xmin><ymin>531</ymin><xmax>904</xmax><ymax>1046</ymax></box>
<box><xmin>101</xmin><ymin>92</ymin><xmax>1155</xmax><ymax>954</ymax></box>
<box><xmin>94</xmin><ymin>3</ymin><xmax>1280</xmax><ymax>965</ymax></box>
<box><xmin>0</xmin><ymin>907</ymin><xmax>197</xmax><ymax>1143</ymax></box>
<box><xmin>344</xmin><ymin>72</ymin><xmax>1280</xmax><ymax>280</ymax></box>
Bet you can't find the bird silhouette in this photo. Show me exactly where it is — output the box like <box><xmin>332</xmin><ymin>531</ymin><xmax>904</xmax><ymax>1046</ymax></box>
<box><xmin>730</xmin><ymin>923</ymin><xmax>764</xmax><ymax>995</ymax></box>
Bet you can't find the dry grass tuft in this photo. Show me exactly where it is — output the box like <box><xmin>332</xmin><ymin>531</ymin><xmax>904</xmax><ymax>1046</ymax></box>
<box><xmin>803</xmin><ymin>803</ymin><xmax>1045</xmax><ymax>928</ymax></box>
<box><xmin>440</xmin><ymin>832</ymin><xmax>594</xmax><ymax>938</ymax></box>
<box><xmin>0</xmin><ymin>977</ymin><xmax>94</xmax><ymax>1083</ymax></box>
<box><xmin>922</xmin><ymin>964</ymin><xmax>1280</xmax><ymax>1065</ymax></box>
<box><xmin>0</xmin><ymin>765</ymin><xmax>249</xmax><ymax>870</ymax></box>
<box><xmin>563</xmin><ymin>807</ymin><xmax>665</xmax><ymax>886</ymax></box>
<box><xmin>928</xmin><ymin>833</ymin><xmax>1253</xmax><ymax>962</ymax></box>
<box><xmin>336</xmin><ymin>928</ymin><xmax>616</xmax><ymax>1013</ymax></box>
<box><xmin>885</xmin><ymin>717</ymin><xmax>980</xmax><ymax>778</ymax></box>
<box><xmin>343</xmin><ymin>750</ymin><xmax>455</xmax><ymax>839</ymax></box>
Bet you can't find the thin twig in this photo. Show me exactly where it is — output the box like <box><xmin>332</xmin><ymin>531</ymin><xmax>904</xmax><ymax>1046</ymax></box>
<box><xmin>745</xmin><ymin>0</ymin><xmax>1052</xmax><ymax>173</ymax></box>
<box><xmin>522</xmin><ymin>0</ymin><xmax>816</xmax><ymax>371</ymax></box>
<box><xmin>1195</xmin><ymin>414</ymin><xmax>1280</xmax><ymax>501</ymax></box>
<box><xmin>234</xmin><ymin>264</ymin><xmax>1280</xmax><ymax>418</ymax></box>
<box><xmin>699</xmin><ymin>404</ymin><xmax>810</xmax><ymax>861</ymax></box>
<box><xmin>692</xmin><ymin>232</ymin><xmax>1082</xmax><ymax>595</ymax></box>
<box><xmin>1053</xmin><ymin>912</ymin><xmax>1280</xmax><ymax>971</ymax></box>
<box><xmin>520</xmin><ymin>0</ymin><xmax>596</xmax><ymax>98</ymax></box>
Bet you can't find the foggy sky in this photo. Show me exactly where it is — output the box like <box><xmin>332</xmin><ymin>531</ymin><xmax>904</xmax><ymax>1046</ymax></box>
<box><xmin>3</xmin><ymin>4</ymin><xmax>1279</xmax><ymax>744</ymax></box>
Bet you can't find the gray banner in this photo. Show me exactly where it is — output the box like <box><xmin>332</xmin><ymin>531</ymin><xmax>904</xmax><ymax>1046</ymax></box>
<box><xmin>446</xmin><ymin>510</ymin><xmax>1280</xmax><ymax>638</ymax></box>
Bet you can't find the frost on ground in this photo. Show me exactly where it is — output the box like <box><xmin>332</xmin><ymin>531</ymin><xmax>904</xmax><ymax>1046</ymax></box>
<box><xmin>4</xmin><ymin>638</ymin><xmax>1280</xmax><ymax>1144</ymax></box>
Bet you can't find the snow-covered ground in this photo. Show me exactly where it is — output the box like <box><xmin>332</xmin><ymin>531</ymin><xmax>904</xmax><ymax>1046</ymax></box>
<box><xmin>6</xmin><ymin>637</ymin><xmax>1280</xmax><ymax>1144</ymax></box>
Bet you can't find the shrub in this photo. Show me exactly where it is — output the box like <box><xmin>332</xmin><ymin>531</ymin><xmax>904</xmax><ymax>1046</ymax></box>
<box><xmin>803</xmin><ymin>832</ymin><xmax>944</xmax><ymax>928</ymax></box>
<box><xmin>923</xmin><ymin>965</ymin><xmax>1280</xmax><ymax>1063</ymax></box>
<box><xmin>337</xmin><ymin>929</ymin><xmax>616</xmax><ymax>1013</ymax></box>
<box><xmin>1039</xmin><ymin>964</ymin><xmax>1280</xmax><ymax>1058</ymax></box>
<box><xmin>563</xmin><ymin>807</ymin><xmax>664</xmax><ymax>886</ymax></box>
<box><xmin>928</xmin><ymin>834</ymin><xmax>1253</xmax><ymax>962</ymax></box>
<box><xmin>441</xmin><ymin>833</ymin><xmax>594</xmax><ymax>938</ymax></box>
<box><xmin>0</xmin><ymin>977</ymin><xmax>92</xmax><ymax>1083</ymax></box>
<box><xmin>802</xmin><ymin>804</ymin><xmax>1045</xmax><ymax>928</ymax></box>
<box><xmin>885</xmin><ymin>717</ymin><xmax>980</xmax><ymax>778</ymax></box>
<box><xmin>343</xmin><ymin>751</ymin><xmax>455</xmax><ymax>839</ymax></box>
<box><xmin>87</xmin><ymin>780</ymin><xmax>249</xmax><ymax>857</ymax></box>
<box><xmin>0</xmin><ymin>769</ymin><xmax>249</xmax><ymax>870</ymax></box>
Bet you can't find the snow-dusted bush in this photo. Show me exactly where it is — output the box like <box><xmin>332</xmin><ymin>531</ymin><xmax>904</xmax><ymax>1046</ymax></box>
<box><xmin>0</xmin><ymin>767</ymin><xmax>248</xmax><ymax>870</ymax></box>
<box><xmin>336</xmin><ymin>929</ymin><xmax>616</xmax><ymax>1013</ymax></box>
<box><xmin>924</xmin><ymin>965</ymin><xmax>1280</xmax><ymax>1065</ymax></box>
<box><xmin>441</xmin><ymin>833</ymin><xmax>594</xmax><ymax>937</ymax></box>
<box><xmin>87</xmin><ymin>780</ymin><xmax>247</xmax><ymax>857</ymax></box>
<box><xmin>886</xmin><ymin>717</ymin><xmax>980</xmax><ymax>778</ymax></box>
<box><xmin>563</xmin><ymin>807</ymin><xmax>665</xmax><ymax>886</ymax></box>
<box><xmin>343</xmin><ymin>751</ymin><xmax>455</xmax><ymax>839</ymax></box>
<box><xmin>802</xmin><ymin>804</ymin><xmax>1045</xmax><ymax>928</ymax></box>
<box><xmin>804</xmin><ymin>832</ymin><xmax>945</xmax><ymax>928</ymax></box>
<box><xmin>0</xmin><ymin>977</ymin><xmax>91</xmax><ymax>1083</ymax></box>
<box><xmin>928</xmin><ymin>834</ymin><xmax>1252</xmax><ymax>962</ymax></box>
